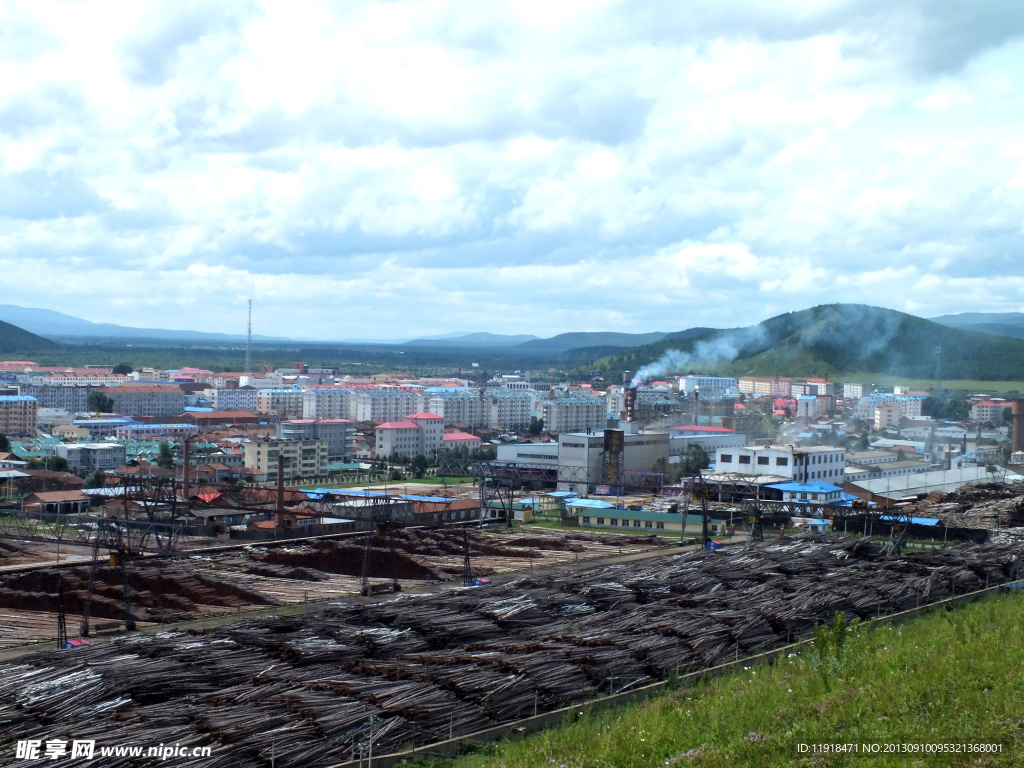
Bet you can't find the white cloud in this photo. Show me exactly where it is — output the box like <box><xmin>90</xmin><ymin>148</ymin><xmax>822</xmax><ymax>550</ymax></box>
<box><xmin>2</xmin><ymin>0</ymin><xmax>1024</xmax><ymax>339</ymax></box>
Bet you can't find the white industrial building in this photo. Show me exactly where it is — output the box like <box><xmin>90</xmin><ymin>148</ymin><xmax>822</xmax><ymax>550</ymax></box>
<box><xmin>678</xmin><ymin>376</ymin><xmax>738</xmax><ymax>398</ymax></box>
<box><xmin>714</xmin><ymin>445</ymin><xmax>846</xmax><ymax>484</ymax></box>
<box><xmin>557</xmin><ymin>430</ymin><xmax>670</xmax><ymax>495</ymax></box>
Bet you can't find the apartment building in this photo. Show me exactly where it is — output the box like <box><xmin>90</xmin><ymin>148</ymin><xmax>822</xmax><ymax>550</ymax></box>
<box><xmin>244</xmin><ymin>438</ymin><xmax>328</xmax><ymax>481</ymax></box>
<box><xmin>19</xmin><ymin>384</ymin><xmax>97</xmax><ymax>412</ymax></box>
<box><xmin>277</xmin><ymin>419</ymin><xmax>355</xmax><ymax>459</ymax></box>
<box><xmin>971</xmin><ymin>400</ymin><xmax>1007</xmax><ymax>424</ymax></box>
<box><xmin>540</xmin><ymin>397</ymin><xmax>606</xmax><ymax>434</ymax></box>
<box><xmin>46</xmin><ymin>442</ymin><xmax>127</xmax><ymax>473</ymax></box>
<box><xmin>257</xmin><ymin>389</ymin><xmax>306</xmax><ymax>418</ymax></box>
<box><xmin>301</xmin><ymin>387</ymin><xmax>355</xmax><ymax>420</ymax></box>
<box><xmin>210</xmin><ymin>387</ymin><xmax>259</xmax><ymax>411</ymax></box>
<box><xmin>0</xmin><ymin>395</ymin><xmax>38</xmax><ymax>436</ymax></box>
<box><xmin>374</xmin><ymin>412</ymin><xmax>444</xmax><ymax>459</ymax></box>
<box><xmin>99</xmin><ymin>385</ymin><xmax>186</xmax><ymax>417</ymax></box>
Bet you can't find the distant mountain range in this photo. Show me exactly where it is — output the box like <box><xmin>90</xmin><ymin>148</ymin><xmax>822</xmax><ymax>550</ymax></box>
<box><xmin>404</xmin><ymin>332</ymin><xmax>540</xmax><ymax>346</ymax></box>
<box><xmin>4</xmin><ymin>302</ymin><xmax>1024</xmax><ymax>383</ymax></box>
<box><xmin>931</xmin><ymin>312</ymin><xmax>1024</xmax><ymax>341</ymax></box>
<box><xmin>0</xmin><ymin>304</ymin><xmax>289</xmax><ymax>342</ymax></box>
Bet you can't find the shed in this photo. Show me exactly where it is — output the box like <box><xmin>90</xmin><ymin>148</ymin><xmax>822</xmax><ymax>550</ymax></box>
<box><xmin>807</xmin><ymin>518</ymin><xmax>832</xmax><ymax>534</ymax></box>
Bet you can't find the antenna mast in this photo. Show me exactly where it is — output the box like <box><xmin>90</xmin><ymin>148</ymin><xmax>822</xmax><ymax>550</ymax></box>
<box><xmin>245</xmin><ymin>299</ymin><xmax>252</xmax><ymax>377</ymax></box>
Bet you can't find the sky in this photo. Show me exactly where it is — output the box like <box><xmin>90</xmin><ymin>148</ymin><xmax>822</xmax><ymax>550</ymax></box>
<box><xmin>2</xmin><ymin>1</ymin><xmax>1024</xmax><ymax>341</ymax></box>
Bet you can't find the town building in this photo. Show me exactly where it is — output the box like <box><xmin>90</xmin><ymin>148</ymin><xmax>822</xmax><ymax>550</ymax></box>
<box><xmin>714</xmin><ymin>445</ymin><xmax>846</xmax><ymax>484</ymax></box>
<box><xmin>277</xmin><ymin>419</ymin><xmax>355</xmax><ymax>460</ymax></box>
<box><xmin>843</xmin><ymin>382</ymin><xmax>864</xmax><ymax>399</ymax></box>
<box><xmin>667</xmin><ymin>425</ymin><xmax>746</xmax><ymax>459</ymax></box>
<box><xmin>257</xmin><ymin>389</ymin><xmax>306</xmax><ymax>418</ymax></box>
<box><xmin>540</xmin><ymin>396</ymin><xmax>606</xmax><ymax>434</ymax></box>
<box><xmin>971</xmin><ymin>400</ymin><xmax>1008</xmax><ymax>424</ymax></box>
<box><xmin>678</xmin><ymin>376</ymin><xmax>738</xmax><ymax>398</ymax></box>
<box><xmin>45</xmin><ymin>443</ymin><xmax>127</xmax><ymax>473</ymax></box>
<box><xmin>99</xmin><ymin>385</ymin><xmax>186</xmax><ymax>417</ymax></box>
<box><xmin>19</xmin><ymin>384</ymin><xmax>97</xmax><ymax>412</ymax></box>
<box><xmin>243</xmin><ymin>438</ymin><xmax>329</xmax><ymax>481</ymax></box>
<box><xmin>557</xmin><ymin>430</ymin><xmax>670</xmax><ymax>494</ymax></box>
<box><xmin>114</xmin><ymin>423</ymin><xmax>200</xmax><ymax>441</ymax></box>
<box><xmin>0</xmin><ymin>395</ymin><xmax>38</xmax><ymax>436</ymax></box>
<box><xmin>374</xmin><ymin>413</ymin><xmax>445</xmax><ymax>459</ymax></box>
<box><xmin>442</xmin><ymin>432</ymin><xmax>482</xmax><ymax>452</ymax></box>
<box><xmin>210</xmin><ymin>388</ymin><xmax>259</xmax><ymax>411</ymax></box>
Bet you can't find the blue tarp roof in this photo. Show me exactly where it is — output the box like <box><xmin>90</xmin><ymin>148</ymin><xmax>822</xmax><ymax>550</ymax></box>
<box><xmin>767</xmin><ymin>481</ymin><xmax>844</xmax><ymax>493</ymax></box>
<box><xmin>399</xmin><ymin>494</ymin><xmax>459</xmax><ymax>503</ymax></box>
<box><xmin>303</xmin><ymin>488</ymin><xmax>388</xmax><ymax>499</ymax></box>
<box><xmin>544</xmin><ymin>491</ymin><xmax>577</xmax><ymax>497</ymax></box>
<box><xmin>566</xmin><ymin>498</ymin><xmax>616</xmax><ymax>509</ymax></box>
<box><xmin>807</xmin><ymin>519</ymin><xmax>830</xmax><ymax>526</ymax></box>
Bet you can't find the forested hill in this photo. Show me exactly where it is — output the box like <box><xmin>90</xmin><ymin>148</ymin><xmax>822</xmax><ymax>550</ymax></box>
<box><xmin>589</xmin><ymin>304</ymin><xmax>1024</xmax><ymax>382</ymax></box>
<box><xmin>0</xmin><ymin>319</ymin><xmax>60</xmax><ymax>354</ymax></box>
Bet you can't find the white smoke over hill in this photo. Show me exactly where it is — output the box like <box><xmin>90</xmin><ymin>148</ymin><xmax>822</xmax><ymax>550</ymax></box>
<box><xmin>631</xmin><ymin>326</ymin><xmax>766</xmax><ymax>386</ymax></box>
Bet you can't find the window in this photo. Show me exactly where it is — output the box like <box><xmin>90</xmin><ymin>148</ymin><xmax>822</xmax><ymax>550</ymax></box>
<box><xmin>757</xmin><ymin>456</ymin><xmax>769</xmax><ymax>465</ymax></box>
<box><xmin>645</xmin><ymin>521</ymin><xmax>653</xmax><ymax>528</ymax></box>
<box><xmin>738</xmin><ymin>455</ymin><xmax>751</xmax><ymax>464</ymax></box>
<box><xmin>776</xmin><ymin>457</ymin><xmax>788</xmax><ymax>466</ymax></box>
<box><xmin>656</xmin><ymin>522</ymin><xmax>665</xmax><ymax>529</ymax></box>
<box><xmin>610</xmin><ymin>519</ymin><xmax>617</xmax><ymax>526</ymax></box>
<box><xmin>720</xmin><ymin>454</ymin><xmax>732</xmax><ymax>463</ymax></box>
<box><xmin>596</xmin><ymin>518</ymin><xmax>604</xmax><ymax>525</ymax></box>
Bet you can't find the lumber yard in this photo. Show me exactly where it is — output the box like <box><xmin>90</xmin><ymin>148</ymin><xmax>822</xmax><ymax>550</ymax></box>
<box><xmin>1</xmin><ymin>534</ymin><xmax>1022</xmax><ymax>767</ymax></box>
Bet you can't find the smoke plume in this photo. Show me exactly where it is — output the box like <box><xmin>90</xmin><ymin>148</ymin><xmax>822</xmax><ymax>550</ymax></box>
<box><xmin>631</xmin><ymin>327</ymin><xmax>765</xmax><ymax>386</ymax></box>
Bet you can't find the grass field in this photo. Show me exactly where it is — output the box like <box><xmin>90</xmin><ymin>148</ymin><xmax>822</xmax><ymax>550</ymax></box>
<box><xmin>858</xmin><ymin>376</ymin><xmax>1024</xmax><ymax>395</ymax></box>
<box><xmin>412</xmin><ymin>590</ymin><xmax>1024</xmax><ymax>767</ymax></box>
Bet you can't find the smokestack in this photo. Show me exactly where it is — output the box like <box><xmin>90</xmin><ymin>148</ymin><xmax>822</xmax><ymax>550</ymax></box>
<box><xmin>693</xmin><ymin>386</ymin><xmax>700</xmax><ymax>425</ymax></box>
<box><xmin>625</xmin><ymin>386</ymin><xmax>637</xmax><ymax>423</ymax></box>
<box><xmin>275</xmin><ymin>453</ymin><xmax>285</xmax><ymax>530</ymax></box>
<box><xmin>623</xmin><ymin>371</ymin><xmax>632</xmax><ymax>387</ymax></box>
<box><xmin>1013</xmin><ymin>399</ymin><xmax>1024</xmax><ymax>454</ymax></box>
<box><xmin>182</xmin><ymin>438</ymin><xmax>190</xmax><ymax>503</ymax></box>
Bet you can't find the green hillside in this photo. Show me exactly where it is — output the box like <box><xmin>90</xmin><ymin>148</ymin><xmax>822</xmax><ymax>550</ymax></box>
<box><xmin>0</xmin><ymin>318</ymin><xmax>60</xmax><ymax>354</ymax></box>
<box><xmin>589</xmin><ymin>304</ymin><xmax>1024</xmax><ymax>383</ymax></box>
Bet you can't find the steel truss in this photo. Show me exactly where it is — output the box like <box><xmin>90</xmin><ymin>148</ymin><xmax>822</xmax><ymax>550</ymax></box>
<box><xmin>0</xmin><ymin>509</ymin><xmax>186</xmax><ymax>553</ymax></box>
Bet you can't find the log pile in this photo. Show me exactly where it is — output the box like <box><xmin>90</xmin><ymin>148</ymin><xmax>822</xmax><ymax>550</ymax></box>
<box><xmin>2</xmin><ymin>536</ymin><xmax>1023</xmax><ymax>766</ymax></box>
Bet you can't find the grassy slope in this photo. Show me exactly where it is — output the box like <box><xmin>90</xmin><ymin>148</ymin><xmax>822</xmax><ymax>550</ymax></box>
<box><xmin>419</xmin><ymin>591</ymin><xmax>1024</xmax><ymax>768</ymax></box>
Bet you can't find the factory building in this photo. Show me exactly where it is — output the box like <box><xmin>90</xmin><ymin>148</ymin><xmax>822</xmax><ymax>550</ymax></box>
<box><xmin>557</xmin><ymin>430</ymin><xmax>669</xmax><ymax>495</ymax></box>
<box><xmin>714</xmin><ymin>445</ymin><xmax>846</xmax><ymax>484</ymax></box>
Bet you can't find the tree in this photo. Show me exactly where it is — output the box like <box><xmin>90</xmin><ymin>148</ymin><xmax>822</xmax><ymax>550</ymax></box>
<box><xmin>84</xmin><ymin>469</ymin><xmax>106</xmax><ymax>488</ymax></box>
<box><xmin>87</xmin><ymin>391</ymin><xmax>115</xmax><ymax>413</ymax></box>
<box><xmin>681</xmin><ymin>445</ymin><xmax>710</xmax><ymax>474</ymax></box>
<box><xmin>157</xmin><ymin>441</ymin><xmax>176</xmax><ymax>470</ymax></box>
<box><xmin>528</xmin><ymin>417</ymin><xmax>544</xmax><ymax>436</ymax></box>
<box><xmin>410</xmin><ymin>454</ymin><xmax>429</xmax><ymax>479</ymax></box>
<box><xmin>112</xmin><ymin>363</ymin><xmax>133</xmax><ymax>375</ymax></box>
<box><xmin>0</xmin><ymin>432</ymin><xmax>10</xmax><ymax>453</ymax></box>
<box><xmin>45</xmin><ymin>456</ymin><xmax>69</xmax><ymax>472</ymax></box>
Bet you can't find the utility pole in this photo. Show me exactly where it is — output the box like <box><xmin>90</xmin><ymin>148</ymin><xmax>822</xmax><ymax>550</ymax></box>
<box><xmin>245</xmin><ymin>299</ymin><xmax>252</xmax><ymax>377</ymax></box>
